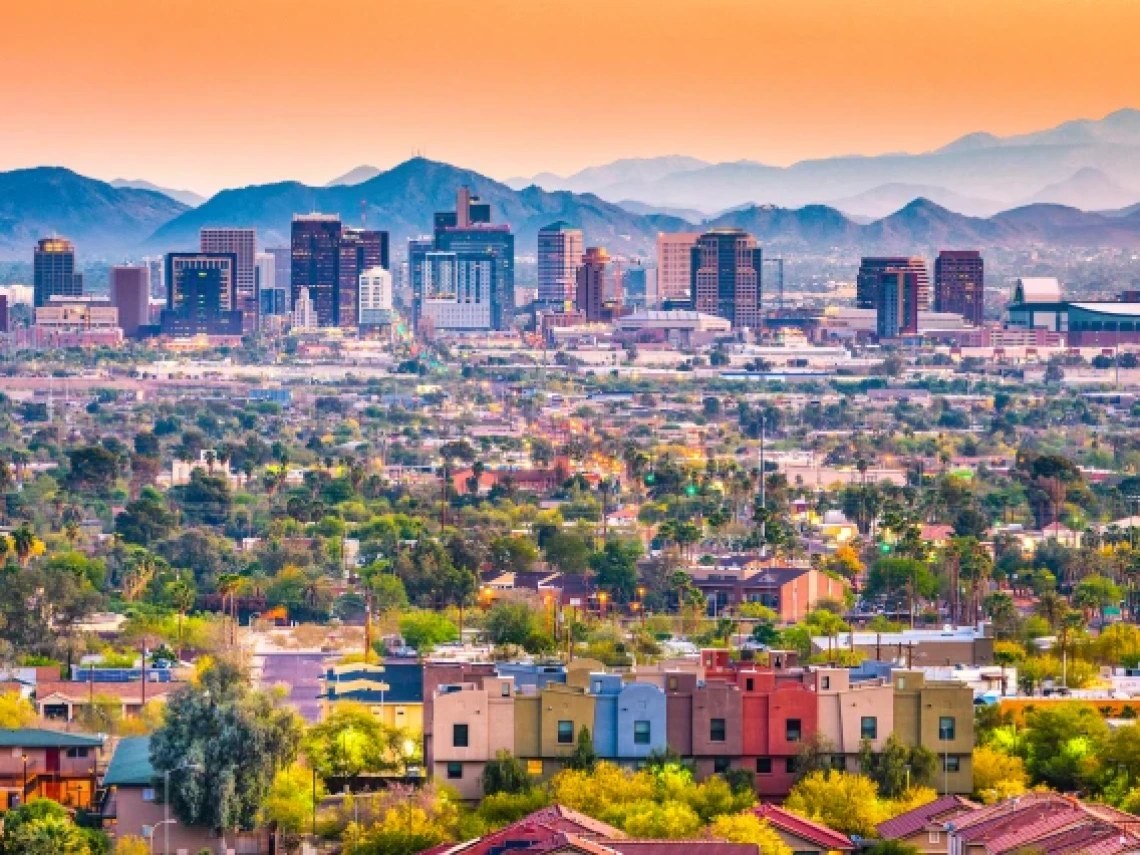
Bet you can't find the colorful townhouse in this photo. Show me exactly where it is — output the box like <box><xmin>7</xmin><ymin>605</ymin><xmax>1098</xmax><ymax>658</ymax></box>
<box><xmin>319</xmin><ymin>661</ymin><xmax>424</xmax><ymax>732</ymax></box>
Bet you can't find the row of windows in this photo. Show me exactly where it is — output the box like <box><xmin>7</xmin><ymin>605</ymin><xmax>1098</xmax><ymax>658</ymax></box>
<box><xmin>455</xmin><ymin>716</ymin><xmax>955</xmax><ymax>749</ymax></box>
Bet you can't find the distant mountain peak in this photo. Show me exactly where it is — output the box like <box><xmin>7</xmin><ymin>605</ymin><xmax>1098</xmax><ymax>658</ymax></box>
<box><xmin>110</xmin><ymin>178</ymin><xmax>206</xmax><ymax>208</ymax></box>
<box><xmin>326</xmin><ymin>165</ymin><xmax>383</xmax><ymax>187</ymax></box>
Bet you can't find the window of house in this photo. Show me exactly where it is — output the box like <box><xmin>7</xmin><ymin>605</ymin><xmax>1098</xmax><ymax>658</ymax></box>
<box><xmin>634</xmin><ymin>721</ymin><xmax>651</xmax><ymax>745</ymax></box>
<box><xmin>714</xmin><ymin>757</ymin><xmax>731</xmax><ymax>773</ymax></box>
<box><xmin>66</xmin><ymin>747</ymin><xmax>89</xmax><ymax>759</ymax></box>
<box><xmin>710</xmin><ymin>718</ymin><xmax>726</xmax><ymax>742</ymax></box>
<box><xmin>929</xmin><ymin>831</ymin><xmax>942</xmax><ymax>844</ymax></box>
<box><xmin>756</xmin><ymin>758</ymin><xmax>772</xmax><ymax>774</ymax></box>
<box><xmin>745</xmin><ymin>678</ymin><xmax>754</xmax><ymax>691</ymax></box>
<box><xmin>593</xmin><ymin>681</ymin><xmax>602</xmax><ymax>693</ymax></box>
<box><xmin>557</xmin><ymin>720</ymin><xmax>574</xmax><ymax>744</ymax></box>
<box><xmin>668</xmin><ymin>677</ymin><xmax>678</xmax><ymax>691</ymax></box>
<box><xmin>939</xmin><ymin>717</ymin><xmax>956</xmax><ymax>741</ymax></box>
<box><xmin>831</xmin><ymin>755</ymin><xmax>846</xmax><ymax>772</ymax></box>
<box><xmin>453</xmin><ymin>724</ymin><xmax>469</xmax><ymax>747</ymax></box>
<box><xmin>944</xmin><ymin>755</ymin><xmax>960</xmax><ymax>773</ymax></box>
<box><xmin>447</xmin><ymin>762</ymin><xmax>462</xmax><ymax>779</ymax></box>
<box><xmin>141</xmin><ymin>788</ymin><xmax>156</xmax><ymax>803</ymax></box>
<box><xmin>527</xmin><ymin>760</ymin><xmax>543</xmax><ymax>776</ymax></box>
<box><xmin>786</xmin><ymin>719</ymin><xmax>802</xmax><ymax>742</ymax></box>
<box><xmin>785</xmin><ymin>757</ymin><xmax>797</xmax><ymax>774</ymax></box>
<box><xmin>501</xmin><ymin>683</ymin><xmax>511</xmax><ymax>697</ymax></box>
<box><xmin>821</xmin><ymin>676</ymin><xmax>830</xmax><ymax>690</ymax></box>
<box><xmin>861</xmin><ymin>716</ymin><xmax>878</xmax><ymax>740</ymax></box>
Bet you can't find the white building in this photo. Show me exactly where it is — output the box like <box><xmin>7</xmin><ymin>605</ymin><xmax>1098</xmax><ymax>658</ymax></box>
<box><xmin>359</xmin><ymin>266</ymin><xmax>393</xmax><ymax>327</ymax></box>
<box><xmin>292</xmin><ymin>287</ymin><xmax>318</xmax><ymax>331</ymax></box>
<box><xmin>419</xmin><ymin>252</ymin><xmax>493</xmax><ymax>330</ymax></box>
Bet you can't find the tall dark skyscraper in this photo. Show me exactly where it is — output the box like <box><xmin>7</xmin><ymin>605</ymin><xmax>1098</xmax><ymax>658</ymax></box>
<box><xmin>109</xmin><ymin>265</ymin><xmax>150</xmax><ymax>337</ymax></box>
<box><xmin>33</xmin><ymin>238</ymin><xmax>83</xmax><ymax>307</ymax></box>
<box><xmin>934</xmin><ymin>250</ymin><xmax>985</xmax><ymax>325</ymax></box>
<box><xmin>857</xmin><ymin>257</ymin><xmax>930</xmax><ymax>311</ymax></box>
<box><xmin>690</xmin><ymin>229</ymin><xmax>762</xmax><ymax>329</ymax></box>
<box><xmin>290</xmin><ymin>216</ymin><xmax>389</xmax><ymax>328</ymax></box>
<box><xmin>200</xmin><ymin>227</ymin><xmax>257</xmax><ymax>329</ymax></box>
<box><xmin>537</xmin><ymin>221</ymin><xmax>583</xmax><ymax>307</ymax></box>
<box><xmin>429</xmin><ymin>188</ymin><xmax>514</xmax><ymax>330</ymax></box>
<box><xmin>337</xmin><ymin>228</ymin><xmax>389</xmax><ymax>327</ymax></box>
<box><xmin>161</xmin><ymin>252</ymin><xmax>244</xmax><ymax>336</ymax></box>
<box><xmin>575</xmin><ymin>246</ymin><xmax>619</xmax><ymax>321</ymax></box>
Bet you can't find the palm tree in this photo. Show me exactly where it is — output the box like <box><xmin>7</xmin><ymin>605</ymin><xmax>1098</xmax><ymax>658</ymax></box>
<box><xmin>11</xmin><ymin>525</ymin><xmax>36</xmax><ymax>566</ymax></box>
<box><xmin>167</xmin><ymin>579</ymin><xmax>196</xmax><ymax>660</ymax></box>
<box><xmin>1035</xmin><ymin>590</ymin><xmax>1067</xmax><ymax>630</ymax></box>
<box><xmin>62</xmin><ymin>521</ymin><xmax>81</xmax><ymax>549</ymax></box>
<box><xmin>216</xmin><ymin>574</ymin><xmax>243</xmax><ymax>645</ymax></box>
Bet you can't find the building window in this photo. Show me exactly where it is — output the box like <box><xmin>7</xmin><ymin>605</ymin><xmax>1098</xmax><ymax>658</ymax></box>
<box><xmin>831</xmin><ymin>755</ymin><xmax>846</xmax><ymax>772</ymax></box>
<box><xmin>501</xmin><ymin>683</ymin><xmax>510</xmax><ymax>697</ymax></box>
<box><xmin>447</xmin><ymin>762</ymin><xmax>462</xmax><ymax>780</ymax></box>
<box><xmin>756</xmin><ymin>758</ymin><xmax>772</xmax><ymax>774</ymax></box>
<box><xmin>65</xmin><ymin>747</ymin><xmax>89</xmax><ymax>759</ymax></box>
<box><xmin>944</xmin><ymin>755</ymin><xmax>960</xmax><ymax>773</ymax></box>
<box><xmin>861</xmin><ymin>716</ymin><xmax>878</xmax><ymax>740</ymax></box>
<box><xmin>710</xmin><ymin>718</ymin><xmax>726</xmax><ymax>742</ymax></box>
<box><xmin>593</xmin><ymin>681</ymin><xmax>602</xmax><ymax>693</ymax></box>
<box><xmin>527</xmin><ymin>760</ymin><xmax>543</xmax><ymax>776</ymax></box>
<box><xmin>668</xmin><ymin>677</ymin><xmax>678</xmax><ymax>691</ymax></box>
<box><xmin>714</xmin><ymin>757</ymin><xmax>731</xmax><ymax>774</ymax></box>
<box><xmin>786</xmin><ymin>757</ymin><xmax>797</xmax><ymax>774</ymax></box>
<box><xmin>745</xmin><ymin>678</ymin><xmax>754</xmax><ymax>691</ymax></box>
<box><xmin>786</xmin><ymin>719</ymin><xmax>802</xmax><ymax>742</ymax></box>
<box><xmin>821</xmin><ymin>676</ymin><xmax>830</xmax><ymax>690</ymax></box>
<box><xmin>141</xmin><ymin>788</ymin><xmax>156</xmax><ymax>803</ymax></box>
<box><xmin>929</xmin><ymin>831</ymin><xmax>942</xmax><ymax>844</ymax></box>
<box><xmin>557</xmin><ymin>720</ymin><xmax>574</xmax><ymax>744</ymax></box>
<box><xmin>453</xmin><ymin>724</ymin><xmax>469</xmax><ymax>748</ymax></box>
<box><xmin>939</xmin><ymin>717</ymin><xmax>956</xmax><ymax>741</ymax></box>
<box><xmin>634</xmin><ymin>720</ymin><xmax>651</xmax><ymax>745</ymax></box>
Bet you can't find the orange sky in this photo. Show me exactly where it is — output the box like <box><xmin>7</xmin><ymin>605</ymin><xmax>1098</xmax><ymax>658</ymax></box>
<box><xmin>2</xmin><ymin>0</ymin><xmax>1138</xmax><ymax>194</ymax></box>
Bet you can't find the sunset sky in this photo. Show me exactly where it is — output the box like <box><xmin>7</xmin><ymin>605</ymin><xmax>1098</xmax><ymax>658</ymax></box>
<box><xmin>2</xmin><ymin>0</ymin><xmax>1138</xmax><ymax>195</ymax></box>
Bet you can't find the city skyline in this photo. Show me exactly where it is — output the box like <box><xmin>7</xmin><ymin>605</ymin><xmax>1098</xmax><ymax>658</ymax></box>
<box><xmin>3</xmin><ymin>0</ymin><xmax>1140</xmax><ymax>194</ymax></box>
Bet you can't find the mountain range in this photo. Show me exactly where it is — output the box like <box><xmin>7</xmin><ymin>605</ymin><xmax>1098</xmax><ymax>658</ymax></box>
<box><xmin>508</xmin><ymin>109</ymin><xmax>1140</xmax><ymax>215</ymax></box>
<box><xmin>110</xmin><ymin>179</ymin><xmax>207</xmax><ymax>208</ymax></box>
<box><xmin>7</xmin><ymin>109</ymin><xmax>1140</xmax><ymax>260</ymax></box>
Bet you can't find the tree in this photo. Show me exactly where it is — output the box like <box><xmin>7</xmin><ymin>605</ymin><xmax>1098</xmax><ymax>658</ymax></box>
<box><xmin>481</xmin><ymin>751</ymin><xmax>532</xmax><ymax>796</ymax></box>
<box><xmin>565</xmin><ymin>726</ymin><xmax>598</xmax><ymax>772</ymax></box>
<box><xmin>149</xmin><ymin>658</ymin><xmax>303</xmax><ymax>851</ymax></box>
<box><xmin>64</xmin><ymin>445</ymin><xmax>120</xmax><ymax>496</ymax></box>
<box><xmin>784</xmin><ymin>771</ymin><xmax>884</xmax><ymax>837</ymax></box>
<box><xmin>170</xmin><ymin>468</ymin><xmax>232</xmax><ymax>526</ymax></box>
<box><xmin>590</xmin><ymin>538</ymin><xmax>643</xmax><ymax>602</ymax></box>
<box><xmin>0</xmin><ymin>691</ymin><xmax>36</xmax><ymax>728</ymax></box>
<box><xmin>303</xmin><ymin>702</ymin><xmax>419</xmax><ymax>779</ymax></box>
<box><xmin>0</xmin><ymin>799</ymin><xmax>105</xmax><ymax>855</ymax></box>
<box><xmin>544</xmin><ymin>531</ymin><xmax>593</xmax><ymax>574</ymax></box>
<box><xmin>706</xmin><ymin>814</ymin><xmax>791</xmax><ymax>855</ymax></box>
<box><xmin>489</xmin><ymin>536</ymin><xmax>539</xmax><ymax>574</ymax></box>
<box><xmin>115</xmin><ymin>488</ymin><xmax>176</xmax><ymax>546</ymax></box>
<box><xmin>369</xmin><ymin>574</ymin><xmax>409</xmax><ymax>612</ymax></box>
<box><xmin>485</xmin><ymin>602</ymin><xmax>539</xmax><ymax>651</ymax></box>
<box><xmin>1022</xmin><ymin>702</ymin><xmax>1109</xmax><ymax>791</ymax></box>
<box><xmin>859</xmin><ymin>734</ymin><xmax>937</xmax><ymax>798</ymax></box>
<box><xmin>1074</xmin><ymin>574</ymin><xmax>1122</xmax><ymax>624</ymax></box>
<box><xmin>398</xmin><ymin>611</ymin><xmax>458</xmax><ymax>653</ymax></box>
<box><xmin>972</xmin><ymin>745</ymin><xmax>1028</xmax><ymax>804</ymax></box>
<box><xmin>866</xmin><ymin>842</ymin><xmax>922</xmax><ymax>855</ymax></box>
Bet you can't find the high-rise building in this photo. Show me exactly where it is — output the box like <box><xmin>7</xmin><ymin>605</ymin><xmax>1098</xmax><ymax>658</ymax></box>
<box><xmin>161</xmin><ymin>252</ymin><xmax>243</xmax><ymax>336</ymax></box>
<box><xmin>144</xmin><ymin>256</ymin><xmax>166</xmax><ymax>301</ymax></box>
<box><xmin>291</xmin><ymin>214</ymin><xmax>341</xmax><ymax>327</ymax></box>
<box><xmin>656</xmin><ymin>233</ymin><xmax>700</xmax><ymax>307</ymax></box>
<box><xmin>33</xmin><ymin>238</ymin><xmax>83</xmax><ymax>307</ymax></box>
<box><xmin>416</xmin><ymin>251</ymin><xmax>496</xmax><ymax>330</ymax></box>
<box><xmin>690</xmin><ymin>229</ymin><xmax>762</xmax><ymax>329</ymax></box>
<box><xmin>256</xmin><ymin>252</ymin><xmax>288</xmax><ymax>317</ymax></box>
<box><xmin>575</xmin><ymin>247</ymin><xmax>621</xmax><ymax>321</ymax></box>
<box><xmin>430</xmin><ymin>188</ymin><xmax>514</xmax><ymax>329</ymax></box>
<box><xmin>622</xmin><ymin>262</ymin><xmax>648</xmax><ymax>311</ymax></box>
<box><xmin>200</xmin><ymin>228</ymin><xmax>257</xmax><ymax>329</ymax></box>
<box><xmin>934</xmin><ymin>250</ymin><xmax>984</xmax><ymax>326</ymax></box>
<box><xmin>877</xmin><ymin>268</ymin><xmax>920</xmax><ymax>338</ymax></box>
<box><xmin>109</xmin><ymin>266</ymin><xmax>150</xmax><ymax>337</ymax></box>
<box><xmin>359</xmin><ymin>267</ymin><xmax>394</xmax><ymax>328</ymax></box>
<box><xmin>537</xmin><ymin>222</ymin><xmax>583</xmax><ymax>307</ymax></box>
<box><xmin>0</xmin><ymin>294</ymin><xmax>8</xmax><ymax>333</ymax></box>
<box><xmin>337</xmin><ymin>229</ymin><xmax>389</xmax><ymax>327</ymax></box>
<box><xmin>857</xmin><ymin>257</ymin><xmax>930</xmax><ymax>311</ymax></box>
<box><xmin>292</xmin><ymin>288</ymin><xmax>318</xmax><ymax>331</ymax></box>
<box><xmin>265</xmin><ymin>246</ymin><xmax>292</xmax><ymax>292</ymax></box>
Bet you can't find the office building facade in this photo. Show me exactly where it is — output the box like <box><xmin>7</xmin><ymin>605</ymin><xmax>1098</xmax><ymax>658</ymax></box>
<box><xmin>359</xmin><ymin>267</ymin><xmax>394</xmax><ymax>328</ymax></box>
<box><xmin>161</xmin><ymin>253</ymin><xmax>243</xmax><ymax>336</ymax></box>
<box><xmin>690</xmin><ymin>229</ymin><xmax>762</xmax><ymax>330</ymax></box>
<box><xmin>934</xmin><ymin>250</ymin><xmax>984</xmax><ymax>326</ymax></box>
<box><xmin>337</xmin><ymin>228</ymin><xmax>389</xmax><ymax>327</ymax></box>
<box><xmin>290</xmin><ymin>214</ymin><xmax>342</xmax><ymax>327</ymax></box>
<box><xmin>200</xmin><ymin>228</ymin><xmax>257</xmax><ymax>329</ymax></box>
<box><xmin>656</xmin><ymin>233</ymin><xmax>700</xmax><ymax>307</ymax></box>
<box><xmin>575</xmin><ymin>246</ymin><xmax>620</xmax><ymax>321</ymax></box>
<box><xmin>858</xmin><ymin>257</ymin><xmax>930</xmax><ymax>311</ymax></box>
<box><xmin>109</xmin><ymin>266</ymin><xmax>150</xmax><ymax>337</ymax></box>
<box><xmin>877</xmin><ymin>268</ymin><xmax>920</xmax><ymax>338</ymax></box>
<box><xmin>33</xmin><ymin>238</ymin><xmax>83</xmax><ymax>307</ymax></box>
<box><xmin>537</xmin><ymin>221</ymin><xmax>583</xmax><ymax>307</ymax></box>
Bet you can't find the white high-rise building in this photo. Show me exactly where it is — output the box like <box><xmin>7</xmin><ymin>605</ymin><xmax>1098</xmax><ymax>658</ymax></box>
<box><xmin>359</xmin><ymin>267</ymin><xmax>393</xmax><ymax>327</ymax></box>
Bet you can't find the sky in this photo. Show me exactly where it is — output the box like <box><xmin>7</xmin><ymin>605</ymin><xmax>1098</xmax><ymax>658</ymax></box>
<box><xmin>2</xmin><ymin>0</ymin><xmax>1139</xmax><ymax>195</ymax></box>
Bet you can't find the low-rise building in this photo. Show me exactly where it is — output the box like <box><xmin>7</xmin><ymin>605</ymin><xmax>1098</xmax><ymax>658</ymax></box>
<box><xmin>0</xmin><ymin>729</ymin><xmax>104</xmax><ymax>809</ymax></box>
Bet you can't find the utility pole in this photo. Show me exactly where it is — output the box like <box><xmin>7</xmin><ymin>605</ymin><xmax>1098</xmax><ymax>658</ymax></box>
<box><xmin>758</xmin><ymin>419</ymin><xmax>766</xmax><ymax>557</ymax></box>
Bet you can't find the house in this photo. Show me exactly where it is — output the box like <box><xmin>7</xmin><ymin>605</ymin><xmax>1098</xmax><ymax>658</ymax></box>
<box><xmin>319</xmin><ymin>661</ymin><xmax>424</xmax><ymax>730</ymax></box>
<box><xmin>431</xmin><ymin>676</ymin><xmax>517</xmax><ymax>799</ymax></box>
<box><xmin>35</xmin><ymin>680</ymin><xmax>178</xmax><ymax>722</ymax></box>
<box><xmin>876</xmin><ymin>794</ymin><xmax>978</xmax><ymax>855</ymax></box>
<box><xmin>750</xmin><ymin>803</ymin><xmax>855</xmax><ymax>853</ymax></box>
<box><xmin>687</xmin><ymin>564</ymin><xmax>849</xmax><ymax>622</ymax></box>
<box><xmin>101</xmin><ymin>737</ymin><xmax>269</xmax><ymax>854</ymax></box>
<box><xmin>0</xmin><ymin>728</ymin><xmax>104</xmax><ymax>810</ymax></box>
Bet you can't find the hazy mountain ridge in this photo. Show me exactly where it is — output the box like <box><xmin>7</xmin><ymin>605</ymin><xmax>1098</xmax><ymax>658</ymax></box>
<box><xmin>110</xmin><ymin>179</ymin><xmax>207</xmax><ymax>208</ymax></box>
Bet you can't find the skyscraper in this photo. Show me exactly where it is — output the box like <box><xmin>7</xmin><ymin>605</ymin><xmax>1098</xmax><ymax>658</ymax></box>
<box><xmin>256</xmin><ymin>252</ymin><xmax>287</xmax><ymax>317</ymax></box>
<box><xmin>416</xmin><ymin>251</ymin><xmax>497</xmax><ymax>330</ymax></box>
<box><xmin>576</xmin><ymin>247</ymin><xmax>621</xmax><ymax>321</ymax></box>
<box><xmin>33</xmin><ymin>238</ymin><xmax>83</xmax><ymax>307</ymax></box>
<box><xmin>337</xmin><ymin>228</ymin><xmax>389</xmax><ymax>327</ymax></box>
<box><xmin>857</xmin><ymin>257</ymin><xmax>930</xmax><ymax>311</ymax></box>
<box><xmin>290</xmin><ymin>214</ymin><xmax>341</xmax><ymax>326</ymax></box>
<box><xmin>537</xmin><ymin>222</ymin><xmax>583</xmax><ymax>307</ymax></box>
<box><xmin>265</xmin><ymin>246</ymin><xmax>292</xmax><ymax>292</ymax></box>
<box><xmin>690</xmin><ymin>229</ymin><xmax>762</xmax><ymax>329</ymax></box>
<box><xmin>200</xmin><ymin>228</ymin><xmax>257</xmax><ymax>329</ymax></box>
<box><xmin>622</xmin><ymin>262</ymin><xmax>648</xmax><ymax>310</ymax></box>
<box><xmin>934</xmin><ymin>250</ymin><xmax>985</xmax><ymax>326</ymax></box>
<box><xmin>414</xmin><ymin>188</ymin><xmax>514</xmax><ymax>330</ymax></box>
<box><xmin>359</xmin><ymin>267</ymin><xmax>394</xmax><ymax>328</ymax></box>
<box><xmin>656</xmin><ymin>233</ymin><xmax>700</xmax><ymax>307</ymax></box>
<box><xmin>876</xmin><ymin>268</ymin><xmax>920</xmax><ymax>338</ymax></box>
<box><xmin>161</xmin><ymin>252</ymin><xmax>243</xmax><ymax>336</ymax></box>
<box><xmin>109</xmin><ymin>265</ymin><xmax>150</xmax><ymax>337</ymax></box>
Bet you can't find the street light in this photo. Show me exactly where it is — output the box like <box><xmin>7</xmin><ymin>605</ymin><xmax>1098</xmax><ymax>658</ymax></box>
<box><xmin>163</xmin><ymin>762</ymin><xmax>202</xmax><ymax>855</ymax></box>
<box><xmin>150</xmin><ymin>820</ymin><xmax>176</xmax><ymax>855</ymax></box>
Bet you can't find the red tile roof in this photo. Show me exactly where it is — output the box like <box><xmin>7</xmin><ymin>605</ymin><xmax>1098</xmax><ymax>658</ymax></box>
<box><xmin>876</xmin><ymin>794</ymin><xmax>978</xmax><ymax>840</ymax></box>
<box><xmin>751</xmin><ymin>804</ymin><xmax>854</xmax><ymax>851</ymax></box>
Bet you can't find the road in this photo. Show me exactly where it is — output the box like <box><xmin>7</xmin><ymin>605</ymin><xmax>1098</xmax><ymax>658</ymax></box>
<box><xmin>255</xmin><ymin>651</ymin><xmax>327</xmax><ymax>722</ymax></box>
